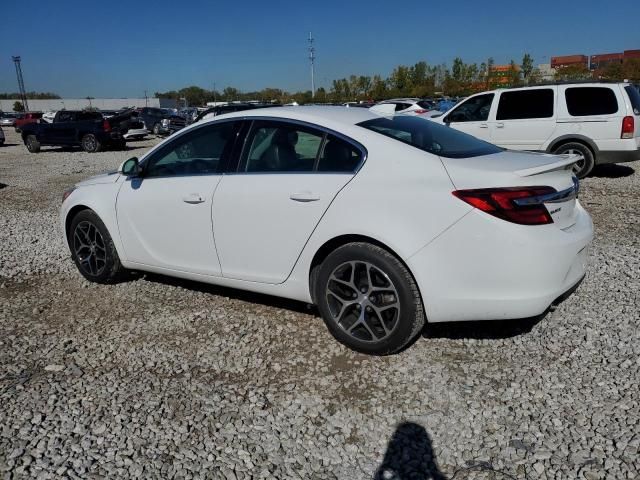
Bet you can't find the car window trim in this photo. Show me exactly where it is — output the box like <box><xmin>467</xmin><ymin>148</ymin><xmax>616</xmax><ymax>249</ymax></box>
<box><xmin>139</xmin><ymin>119</ymin><xmax>242</xmax><ymax>180</ymax></box>
<box><xmin>225</xmin><ymin>116</ymin><xmax>367</xmax><ymax>175</ymax></box>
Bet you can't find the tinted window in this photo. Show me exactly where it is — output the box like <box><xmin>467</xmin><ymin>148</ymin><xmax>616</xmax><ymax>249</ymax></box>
<box><xmin>317</xmin><ymin>135</ymin><xmax>362</xmax><ymax>172</ymax></box>
<box><xmin>446</xmin><ymin>94</ymin><xmax>494</xmax><ymax>122</ymax></box>
<box><xmin>625</xmin><ymin>86</ymin><xmax>640</xmax><ymax>115</ymax></box>
<box><xmin>243</xmin><ymin>122</ymin><xmax>323</xmax><ymax>172</ymax></box>
<box><xmin>496</xmin><ymin>89</ymin><xmax>554</xmax><ymax>120</ymax></box>
<box><xmin>144</xmin><ymin>122</ymin><xmax>237</xmax><ymax>177</ymax></box>
<box><xmin>359</xmin><ymin>116</ymin><xmax>502</xmax><ymax>158</ymax></box>
<box><xmin>56</xmin><ymin>112</ymin><xmax>73</xmax><ymax>122</ymax></box>
<box><xmin>417</xmin><ymin>100</ymin><xmax>435</xmax><ymax>110</ymax></box>
<box><xmin>394</xmin><ymin>103</ymin><xmax>412</xmax><ymax>112</ymax></box>
<box><xmin>565</xmin><ymin>87</ymin><xmax>618</xmax><ymax>116</ymax></box>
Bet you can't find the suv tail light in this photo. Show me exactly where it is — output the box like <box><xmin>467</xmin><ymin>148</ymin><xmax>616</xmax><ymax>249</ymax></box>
<box><xmin>103</xmin><ymin>120</ymin><xmax>111</xmax><ymax>132</ymax></box>
<box><xmin>621</xmin><ymin>116</ymin><xmax>634</xmax><ymax>139</ymax></box>
<box><xmin>413</xmin><ymin>109</ymin><xmax>429</xmax><ymax>114</ymax></box>
<box><xmin>452</xmin><ymin>187</ymin><xmax>556</xmax><ymax>225</ymax></box>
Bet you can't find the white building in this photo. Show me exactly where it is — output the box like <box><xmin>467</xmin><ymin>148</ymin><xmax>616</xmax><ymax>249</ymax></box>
<box><xmin>0</xmin><ymin>97</ymin><xmax>163</xmax><ymax>112</ymax></box>
<box><xmin>537</xmin><ymin>64</ymin><xmax>555</xmax><ymax>82</ymax></box>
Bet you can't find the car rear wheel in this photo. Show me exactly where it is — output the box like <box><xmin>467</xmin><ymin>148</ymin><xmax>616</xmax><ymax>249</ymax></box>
<box><xmin>25</xmin><ymin>135</ymin><xmax>40</xmax><ymax>153</ymax></box>
<box><xmin>81</xmin><ymin>134</ymin><xmax>102</xmax><ymax>153</ymax></box>
<box><xmin>553</xmin><ymin>142</ymin><xmax>594</xmax><ymax>179</ymax></box>
<box><xmin>69</xmin><ymin>210</ymin><xmax>125</xmax><ymax>284</ymax></box>
<box><xmin>315</xmin><ymin>242</ymin><xmax>425</xmax><ymax>355</ymax></box>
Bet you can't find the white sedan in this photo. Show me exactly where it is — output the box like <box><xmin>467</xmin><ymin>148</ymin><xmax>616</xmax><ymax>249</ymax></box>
<box><xmin>60</xmin><ymin>107</ymin><xmax>593</xmax><ymax>355</ymax></box>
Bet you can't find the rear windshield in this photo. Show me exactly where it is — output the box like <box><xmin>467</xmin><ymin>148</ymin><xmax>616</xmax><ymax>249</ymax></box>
<box><xmin>625</xmin><ymin>85</ymin><xmax>640</xmax><ymax>115</ymax></box>
<box><xmin>358</xmin><ymin>116</ymin><xmax>502</xmax><ymax>158</ymax></box>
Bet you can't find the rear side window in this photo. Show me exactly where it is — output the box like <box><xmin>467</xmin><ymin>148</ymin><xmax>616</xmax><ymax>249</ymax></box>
<box><xmin>624</xmin><ymin>86</ymin><xmax>640</xmax><ymax>115</ymax></box>
<box><xmin>317</xmin><ymin>135</ymin><xmax>362</xmax><ymax>172</ymax></box>
<box><xmin>359</xmin><ymin>115</ymin><xmax>502</xmax><ymax>158</ymax></box>
<box><xmin>497</xmin><ymin>89</ymin><xmax>554</xmax><ymax>120</ymax></box>
<box><xmin>565</xmin><ymin>87</ymin><xmax>618</xmax><ymax>116</ymax></box>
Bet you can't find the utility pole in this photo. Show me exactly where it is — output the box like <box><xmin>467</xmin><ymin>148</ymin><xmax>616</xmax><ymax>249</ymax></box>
<box><xmin>12</xmin><ymin>56</ymin><xmax>29</xmax><ymax>112</ymax></box>
<box><xmin>144</xmin><ymin>90</ymin><xmax>148</xmax><ymax>107</ymax></box>
<box><xmin>308</xmin><ymin>32</ymin><xmax>315</xmax><ymax>99</ymax></box>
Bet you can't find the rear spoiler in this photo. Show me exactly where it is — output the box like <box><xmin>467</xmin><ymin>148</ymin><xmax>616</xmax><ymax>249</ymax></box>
<box><xmin>515</xmin><ymin>154</ymin><xmax>579</xmax><ymax>177</ymax></box>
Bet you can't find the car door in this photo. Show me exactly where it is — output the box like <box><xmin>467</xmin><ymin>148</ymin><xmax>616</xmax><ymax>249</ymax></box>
<box><xmin>490</xmin><ymin>87</ymin><xmax>557</xmax><ymax>150</ymax></box>
<box><xmin>116</xmin><ymin>121</ymin><xmax>241</xmax><ymax>276</ymax></box>
<box><xmin>46</xmin><ymin>111</ymin><xmax>73</xmax><ymax>143</ymax></box>
<box><xmin>212</xmin><ymin>119</ymin><xmax>364</xmax><ymax>284</ymax></box>
<box><xmin>443</xmin><ymin>93</ymin><xmax>495</xmax><ymax>142</ymax></box>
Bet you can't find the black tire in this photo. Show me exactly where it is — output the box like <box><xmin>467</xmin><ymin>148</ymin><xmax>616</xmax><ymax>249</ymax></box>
<box><xmin>25</xmin><ymin>135</ymin><xmax>40</xmax><ymax>153</ymax></box>
<box><xmin>152</xmin><ymin>123</ymin><xmax>161</xmax><ymax>135</ymax></box>
<box><xmin>15</xmin><ymin>128</ymin><xmax>21</xmax><ymax>133</ymax></box>
<box><xmin>81</xmin><ymin>133</ymin><xmax>102</xmax><ymax>153</ymax></box>
<box><xmin>68</xmin><ymin>209</ymin><xmax>125</xmax><ymax>284</ymax></box>
<box><xmin>553</xmin><ymin>142</ymin><xmax>595</xmax><ymax>179</ymax></box>
<box><xmin>315</xmin><ymin>242</ymin><xmax>425</xmax><ymax>355</ymax></box>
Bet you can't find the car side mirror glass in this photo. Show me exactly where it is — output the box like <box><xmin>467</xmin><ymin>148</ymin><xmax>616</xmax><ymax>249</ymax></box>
<box><xmin>120</xmin><ymin>157</ymin><xmax>141</xmax><ymax>176</ymax></box>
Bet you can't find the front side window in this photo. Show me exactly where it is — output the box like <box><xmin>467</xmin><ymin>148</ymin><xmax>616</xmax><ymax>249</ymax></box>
<box><xmin>359</xmin><ymin>115</ymin><xmax>502</xmax><ymax>159</ymax></box>
<box><xmin>57</xmin><ymin>112</ymin><xmax>73</xmax><ymax>122</ymax></box>
<box><xmin>243</xmin><ymin>122</ymin><xmax>323</xmax><ymax>172</ymax></box>
<box><xmin>144</xmin><ymin>122</ymin><xmax>238</xmax><ymax>178</ymax></box>
<box><xmin>565</xmin><ymin>87</ymin><xmax>618</xmax><ymax>116</ymax></box>
<box><xmin>496</xmin><ymin>89</ymin><xmax>554</xmax><ymax>120</ymax></box>
<box><xmin>446</xmin><ymin>93</ymin><xmax>494</xmax><ymax>122</ymax></box>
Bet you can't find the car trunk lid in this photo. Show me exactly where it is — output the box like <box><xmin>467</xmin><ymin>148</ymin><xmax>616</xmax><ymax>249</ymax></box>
<box><xmin>442</xmin><ymin>150</ymin><xmax>580</xmax><ymax>230</ymax></box>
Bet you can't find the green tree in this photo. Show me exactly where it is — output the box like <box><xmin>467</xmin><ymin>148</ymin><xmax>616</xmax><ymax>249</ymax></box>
<box><xmin>370</xmin><ymin>75</ymin><xmax>388</xmax><ymax>100</ymax></box>
<box><xmin>622</xmin><ymin>59</ymin><xmax>640</xmax><ymax>82</ymax></box>
<box><xmin>521</xmin><ymin>53</ymin><xmax>534</xmax><ymax>84</ymax></box>
<box><xmin>555</xmin><ymin>64</ymin><xmax>592</xmax><ymax>81</ymax></box>
<box><xmin>508</xmin><ymin>60</ymin><xmax>521</xmax><ymax>86</ymax></box>
<box><xmin>13</xmin><ymin>101</ymin><xmax>24</xmax><ymax>112</ymax></box>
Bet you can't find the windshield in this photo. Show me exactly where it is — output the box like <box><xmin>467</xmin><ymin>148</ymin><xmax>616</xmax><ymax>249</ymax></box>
<box><xmin>358</xmin><ymin>116</ymin><xmax>502</xmax><ymax>158</ymax></box>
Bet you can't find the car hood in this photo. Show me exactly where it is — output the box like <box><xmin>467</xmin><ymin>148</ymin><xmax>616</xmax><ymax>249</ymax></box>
<box><xmin>76</xmin><ymin>171</ymin><xmax>120</xmax><ymax>187</ymax></box>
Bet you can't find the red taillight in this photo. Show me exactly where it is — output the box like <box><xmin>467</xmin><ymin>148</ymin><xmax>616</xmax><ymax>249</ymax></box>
<box><xmin>413</xmin><ymin>109</ymin><xmax>429</xmax><ymax>114</ymax></box>
<box><xmin>103</xmin><ymin>119</ymin><xmax>111</xmax><ymax>132</ymax></box>
<box><xmin>621</xmin><ymin>116</ymin><xmax>634</xmax><ymax>139</ymax></box>
<box><xmin>452</xmin><ymin>187</ymin><xmax>556</xmax><ymax>225</ymax></box>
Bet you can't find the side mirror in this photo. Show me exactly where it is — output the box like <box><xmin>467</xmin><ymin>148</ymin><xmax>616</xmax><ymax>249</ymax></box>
<box><xmin>119</xmin><ymin>157</ymin><xmax>141</xmax><ymax>176</ymax></box>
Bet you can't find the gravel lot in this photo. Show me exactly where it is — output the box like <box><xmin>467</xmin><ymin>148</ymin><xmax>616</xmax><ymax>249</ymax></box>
<box><xmin>1</xmin><ymin>127</ymin><xmax>639</xmax><ymax>479</ymax></box>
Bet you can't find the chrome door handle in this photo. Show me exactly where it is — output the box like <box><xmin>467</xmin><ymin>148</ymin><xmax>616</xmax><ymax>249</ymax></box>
<box><xmin>479</xmin><ymin>123</ymin><xmax>489</xmax><ymax>128</ymax></box>
<box><xmin>182</xmin><ymin>193</ymin><xmax>205</xmax><ymax>204</ymax></box>
<box><xmin>290</xmin><ymin>192</ymin><xmax>320</xmax><ymax>202</ymax></box>
<box><xmin>496</xmin><ymin>123</ymin><xmax>505</xmax><ymax>128</ymax></box>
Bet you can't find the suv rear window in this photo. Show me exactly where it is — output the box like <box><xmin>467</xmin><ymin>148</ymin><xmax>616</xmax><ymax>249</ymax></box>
<box><xmin>497</xmin><ymin>89</ymin><xmax>554</xmax><ymax>120</ymax></box>
<box><xmin>358</xmin><ymin>116</ymin><xmax>502</xmax><ymax>158</ymax></box>
<box><xmin>624</xmin><ymin>85</ymin><xmax>640</xmax><ymax>115</ymax></box>
<box><xmin>565</xmin><ymin>87</ymin><xmax>618</xmax><ymax>116</ymax></box>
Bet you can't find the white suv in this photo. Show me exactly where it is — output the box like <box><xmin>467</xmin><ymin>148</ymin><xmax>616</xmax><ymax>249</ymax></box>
<box><xmin>433</xmin><ymin>82</ymin><xmax>640</xmax><ymax>177</ymax></box>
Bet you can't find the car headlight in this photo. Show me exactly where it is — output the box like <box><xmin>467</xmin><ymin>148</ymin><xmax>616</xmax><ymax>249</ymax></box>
<box><xmin>162</xmin><ymin>119</ymin><xmax>170</xmax><ymax>126</ymax></box>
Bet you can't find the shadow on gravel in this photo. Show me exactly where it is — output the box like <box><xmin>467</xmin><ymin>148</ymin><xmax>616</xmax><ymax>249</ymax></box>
<box><xmin>374</xmin><ymin>422</ymin><xmax>446</xmax><ymax>480</ymax></box>
<box><xmin>422</xmin><ymin>313</ymin><xmax>546</xmax><ymax>340</ymax></box>
<box><xmin>0</xmin><ymin>183</ymin><xmax>7</xmax><ymax>190</ymax></box>
<box><xmin>0</xmin><ymin>143</ymin><xmax>19</xmax><ymax>147</ymax></box>
<box><xmin>589</xmin><ymin>164</ymin><xmax>635</xmax><ymax>178</ymax></box>
<box><xmin>141</xmin><ymin>273</ymin><xmax>317</xmax><ymax>316</ymax></box>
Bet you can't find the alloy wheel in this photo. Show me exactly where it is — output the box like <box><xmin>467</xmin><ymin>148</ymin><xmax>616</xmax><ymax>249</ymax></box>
<box><xmin>325</xmin><ymin>261</ymin><xmax>400</xmax><ymax>342</ymax></box>
<box><xmin>73</xmin><ymin>221</ymin><xmax>107</xmax><ymax>276</ymax></box>
<box><xmin>565</xmin><ymin>148</ymin><xmax>585</xmax><ymax>175</ymax></box>
<box><xmin>83</xmin><ymin>136</ymin><xmax>97</xmax><ymax>152</ymax></box>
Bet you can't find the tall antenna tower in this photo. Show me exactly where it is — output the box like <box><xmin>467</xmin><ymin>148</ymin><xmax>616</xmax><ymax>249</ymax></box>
<box><xmin>12</xmin><ymin>56</ymin><xmax>29</xmax><ymax>112</ymax></box>
<box><xmin>308</xmin><ymin>32</ymin><xmax>315</xmax><ymax>98</ymax></box>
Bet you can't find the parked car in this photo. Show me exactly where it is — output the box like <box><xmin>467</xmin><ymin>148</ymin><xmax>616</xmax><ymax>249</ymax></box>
<box><xmin>117</xmin><ymin>110</ymin><xmax>148</xmax><ymax>140</ymax></box>
<box><xmin>20</xmin><ymin>110</ymin><xmax>132</xmax><ymax>153</ymax></box>
<box><xmin>60</xmin><ymin>106</ymin><xmax>592</xmax><ymax>355</ymax></box>
<box><xmin>375</xmin><ymin>98</ymin><xmax>437</xmax><ymax>116</ymax></box>
<box><xmin>193</xmin><ymin>103</ymin><xmax>273</xmax><ymax>123</ymax></box>
<box><xmin>0</xmin><ymin>126</ymin><xmax>4</xmax><ymax>146</ymax></box>
<box><xmin>157</xmin><ymin>114</ymin><xmax>187</xmax><ymax>136</ymax></box>
<box><xmin>14</xmin><ymin>112</ymin><xmax>43</xmax><ymax>132</ymax></box>
<box><xmin>0</xmin><ymin>113</ymin><xmax>19</xmax><ymax>127</ymax></box>
<box><xmin>432</xmin><ymin>82</ymin><xmax>640</xmax><ymax>177</ymax></box>
<box><xmin>136</xmin><ymin>107</ymin><xmax>169</xmax><ymax>135</ymax></box>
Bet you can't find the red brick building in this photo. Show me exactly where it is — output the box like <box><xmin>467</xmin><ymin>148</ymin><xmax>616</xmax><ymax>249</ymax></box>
<box><xmin>551</xmin><ymin>55</ymin><xmax>588</xmax><ymax>69</ymax></box>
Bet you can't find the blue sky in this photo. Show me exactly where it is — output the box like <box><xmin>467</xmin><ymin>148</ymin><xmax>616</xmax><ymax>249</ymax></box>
<box><xmin>1</xmin><ymin>0</ymin><xmax>638</xmax><ymax>97</ymax></box>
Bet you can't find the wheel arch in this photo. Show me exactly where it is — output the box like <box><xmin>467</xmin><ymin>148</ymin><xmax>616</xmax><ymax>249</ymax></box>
<box><xmin>546</xmin><ymin>135</ymin><xmax>598</xmax><ymax>158</ymax></box>
<box><xmin>308</xmin><ymin>234</ymin><xmax>417</xmax><ymax>304</ymax></box>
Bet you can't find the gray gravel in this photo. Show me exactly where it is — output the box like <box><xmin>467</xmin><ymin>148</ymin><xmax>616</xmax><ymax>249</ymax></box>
<box><xmin>1</xmin><ymin>127</ymin><xmax>639</xmax><ymax>479</ymax></box>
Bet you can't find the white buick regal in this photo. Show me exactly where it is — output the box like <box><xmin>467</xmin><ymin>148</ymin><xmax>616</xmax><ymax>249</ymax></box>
<box><xmin>60</xmin><ymin>106</ymin><xmax>593</xmax><ymax>355</ymax></box>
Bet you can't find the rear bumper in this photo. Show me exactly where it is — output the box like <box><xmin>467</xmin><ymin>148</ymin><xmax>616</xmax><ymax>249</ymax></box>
<box><xmin>123</xmin><ymin>128</ymin><xmax>148</xmax><ymax>139</ymax></box>
<box><xmin>597</xmin><ymin>148</ymin><xmax>640</xmax><ymax>165</ymax></box>
<box><xmin>407</xmin><ymin>202</ymin><xmax>594</xmax><ymax>323</ymax></box>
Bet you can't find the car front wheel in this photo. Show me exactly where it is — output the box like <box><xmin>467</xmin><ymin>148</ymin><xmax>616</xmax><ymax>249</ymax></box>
<box><xmin>25</xmin><ymin>135</ymin><xmax>40</xmax><ymax>153</ymax></box>
<box><xmin>69</xmin><ymin>210</ymin><xmax>125</xmax><ymax>283</ymax></box>
<box><xmin>315</xmin><ymin>242</ymin><xmax>425</xmax><ymax>355</ymax></box>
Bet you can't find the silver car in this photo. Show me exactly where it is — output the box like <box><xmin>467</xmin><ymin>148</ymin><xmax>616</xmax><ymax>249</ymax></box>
<box><xmin>0</xmin><ymin>114</ymin><xmax>19</xmax><ymax>127</ymax></box>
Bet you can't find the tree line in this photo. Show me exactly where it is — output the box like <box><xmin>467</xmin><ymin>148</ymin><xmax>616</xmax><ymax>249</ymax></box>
<box><xmin>155</xmin><ymin>54</ymin><xmax>640</xmax><ymax>106</ymax></box>
<box><xmin>0</xmin><ymin>92</ymin><xmax>61</xmax><ymax>99</ymax></box>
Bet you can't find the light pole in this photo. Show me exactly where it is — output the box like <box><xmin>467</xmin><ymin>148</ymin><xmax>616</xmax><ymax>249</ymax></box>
<box><xmin>308</xmin><ymin>32</ymin><xmax>315</xmax><ymax>99</ymax></box>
